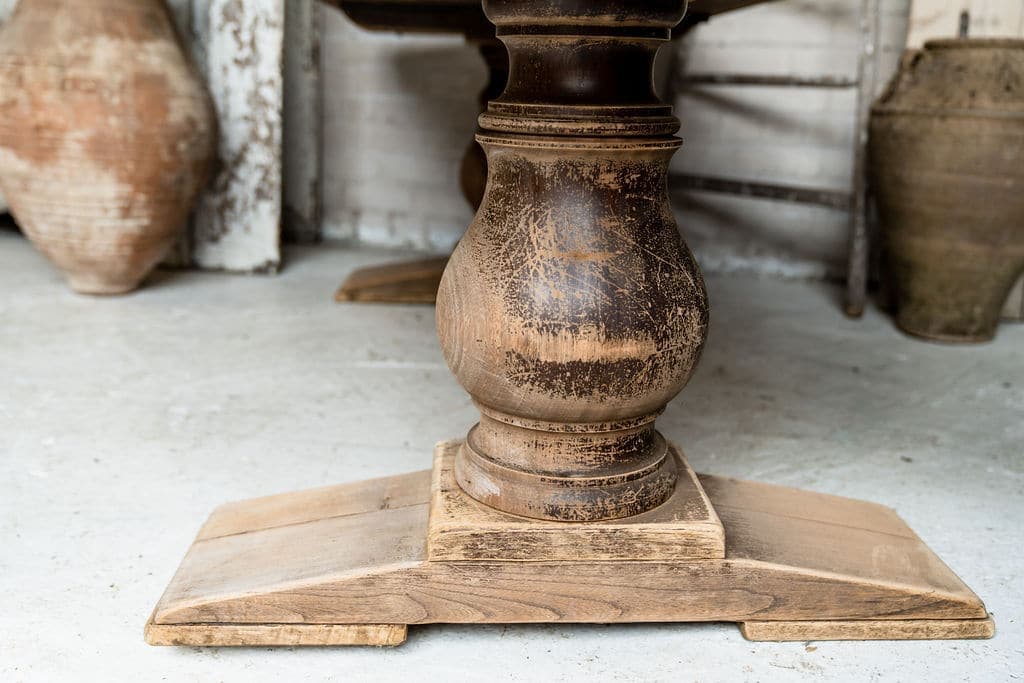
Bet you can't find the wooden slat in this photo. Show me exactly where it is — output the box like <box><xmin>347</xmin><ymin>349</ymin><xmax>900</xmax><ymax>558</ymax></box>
<box><xmin>145</xmin><ymin>621</ymin><xmax>407</xmax><ymax>646</ymax></box>
<box><xmin>335</xmin><ymin>257</ymin><xmax>449</xmax><ymax>304</ymax></box>
<box><xmin>197</xmin><ymin>469</ymin><xmax>432</xmax><ymax>541</ymax></box>
<box><xmin>741</xmin><ymin>618</ymin><xmax>995</xmax><ymax>641</ymax></box>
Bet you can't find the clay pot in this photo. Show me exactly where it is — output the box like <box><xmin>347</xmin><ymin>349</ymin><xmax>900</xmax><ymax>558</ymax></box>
<box><xmin>0</xmin><ymin>0</ymin><xmax>216</xmax><ymax>294</ymax></box>
<box><xmin>870</xmin><ymin>39</ymin><xmax>1024</xmax><ymax>342</ymax></box>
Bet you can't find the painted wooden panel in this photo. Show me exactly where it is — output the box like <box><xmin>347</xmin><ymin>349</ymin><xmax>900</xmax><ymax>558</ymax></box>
<box><xmin>320</xmin><ymin>8</ymin><xmax>482</xmax><ymax>251</ymax></box>
<box><xmin>189</xmin><ymin>0</ymin><xmax>284</xmax><ymax>273</ymax></box>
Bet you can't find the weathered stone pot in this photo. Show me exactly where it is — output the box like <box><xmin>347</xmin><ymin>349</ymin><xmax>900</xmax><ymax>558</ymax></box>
<box><xmin>0</xmin><ymin>0</ymin><xmax>216</xmax><ymax>294</ymax></box>
<box><xmin>870</xmin><ymin>39</ymin><xmax>1024</xmax><ymax>342</ymax></box>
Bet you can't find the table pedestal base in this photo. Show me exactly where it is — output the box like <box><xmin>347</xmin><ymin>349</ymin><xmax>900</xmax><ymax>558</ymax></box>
<box><xmin>146</xmin><ymin>441</ymin><xmax>992</xmax><ymax>646</ymax></box>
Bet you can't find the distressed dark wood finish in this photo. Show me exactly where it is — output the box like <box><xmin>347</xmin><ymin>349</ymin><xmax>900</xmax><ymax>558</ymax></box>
<box><xmin>436</xmin><ymin>0</ymin><xmax>708</xmax><ymax>521</ymax></box>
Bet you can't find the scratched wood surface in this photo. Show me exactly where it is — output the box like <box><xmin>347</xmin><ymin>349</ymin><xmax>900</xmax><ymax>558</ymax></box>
<box><xmin>434</xmin><ymin>0</ymin><xmax>711</xmax><ymax>522</ymax></box>
<box><xmin>145</xmin><ymin>622</ymin><xmax>407</xmax><ymax>647</ymax></box>
<box><xmin>427</xmin><ymin>440</ymin><xmax>725</xmax><ymax>562</ymax></box>
<box><xmin>148</xmin><ymin>441</ymin><xmax>990</xmax><ymax>644</ymax></box>
<box><xmin>741</xmin><ymin>618</ymin><xmax>994</xmax><ymax>641</ymax></box>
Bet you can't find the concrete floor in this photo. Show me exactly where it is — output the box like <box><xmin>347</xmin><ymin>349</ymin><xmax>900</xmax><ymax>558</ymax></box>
<box><xmin>1</xmin><ymin>229</ymin><xmax>1020</xmax><ymax>682</ymax></box>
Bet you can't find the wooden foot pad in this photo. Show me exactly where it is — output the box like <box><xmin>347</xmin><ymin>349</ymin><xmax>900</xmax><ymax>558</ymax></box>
<box><xmin>740</xmin><ymin>618</ymin><xmax>995</xmax><ymax>642</ymax></box>
<box><xmin>144</xmin><ymin>621</ymin><xmax>407</xmax><ymax>647</ymax></box>
<box><xmin>335</xmin><ymin>256</ymin><xmax>448</xmax><ymax>304</ymax></box>
<box><xmin>428</xmin><ymin>441</ymin><xmax>724</xmax><ymax>561</ymax></box>
<box><xmin>147</xmin><ymin>440</ymin><xmax>991</xmax><ymax>647</ymax></box>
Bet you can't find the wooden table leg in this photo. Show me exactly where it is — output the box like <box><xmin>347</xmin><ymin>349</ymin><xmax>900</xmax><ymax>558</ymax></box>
<box><xmin>436</xmin><ymin>0</ymin><xmax>707</xmax><ymax>521</ymax></box>
<box><xmin>149</xmin><ymin>0</ymin><xmax>993</xmax><ymax>646</ymax></box>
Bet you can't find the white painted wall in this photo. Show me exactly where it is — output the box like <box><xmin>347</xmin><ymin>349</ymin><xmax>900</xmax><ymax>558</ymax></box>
<box><xmin>320</xmin><ymin>1</ymin><xmax>912</xmax><ymax>279</ymax></box>
<box><xmin>320</xmin><ymin>6</ymin><xmax>483</xmax><ymax>252</ymax></box>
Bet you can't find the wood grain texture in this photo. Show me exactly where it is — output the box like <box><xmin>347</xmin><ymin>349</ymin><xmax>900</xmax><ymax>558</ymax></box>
<box><xmin>148</xmin><ymin>441</ymin><xmax>990</xmax><ymax>644</ymax></box>
<box><xmin>740</xmin><ymin>618</ymin><xmax>995</xmax><ymax>642</ymax></box>
<box><xmin>197</xmin><ymin>469</ymin><xmax>431</xmax><ymax>541</ymax></box>
<box><xmin>428</xmin><ymin>440</ymin><xmax>724</xmax><ymax>561</ymax></box>
<box><xmin>145</xmin><ymin>621</ymin><xmax>407</xmax><ymax>646</ymax></box>
<box><xmin>435</xmin><ymin>0</ymin><xmax>710</xmax><ymax>522</ymax></box>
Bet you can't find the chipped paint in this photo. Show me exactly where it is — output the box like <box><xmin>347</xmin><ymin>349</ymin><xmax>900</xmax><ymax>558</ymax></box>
<box><xmin>189</xmin><ymin>0</ymin><xmax>284</xmax><ymax>273</ymax></box>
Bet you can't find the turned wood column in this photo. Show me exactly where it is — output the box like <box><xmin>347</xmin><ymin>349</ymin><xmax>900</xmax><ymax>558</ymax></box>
<box><xmin>436</xmin><ymin>0</ymin><xmax>708</xmax><ymax>522</ymax></box>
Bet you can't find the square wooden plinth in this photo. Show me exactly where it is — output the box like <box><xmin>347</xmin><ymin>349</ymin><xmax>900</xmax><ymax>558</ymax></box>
<box><xmin>147</xmin><ymin>440</ymin><xmax>993</xmax><ymax>647</ymax></box>
<box><xmin>428</xmin><ymin>441</ymin><xmax>724</xmax><ymax>561</ymax></box>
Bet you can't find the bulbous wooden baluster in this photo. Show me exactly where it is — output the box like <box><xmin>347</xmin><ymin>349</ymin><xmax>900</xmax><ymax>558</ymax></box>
<box><xmin>436</xmin><ymin>0</ymin><xmax>708</xmax><ymax>521</ymax></box>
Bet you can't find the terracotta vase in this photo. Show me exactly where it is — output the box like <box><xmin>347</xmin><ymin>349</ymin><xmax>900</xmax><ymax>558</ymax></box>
<box><xmin>870</xmin><ymin>39</ymin><xmax>1024</xmax><ymax>342</ymax></box>
<box><xmin>0</xmin><ymin>0</ymin><xmax>216</xmax><ymax>294</ymax></box>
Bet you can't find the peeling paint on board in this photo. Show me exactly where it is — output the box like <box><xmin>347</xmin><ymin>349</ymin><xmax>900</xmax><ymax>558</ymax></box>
<box><xmin>190</xmin><ymin>0</ymin><xmax>284</xmax><ymax>273</ymax></box>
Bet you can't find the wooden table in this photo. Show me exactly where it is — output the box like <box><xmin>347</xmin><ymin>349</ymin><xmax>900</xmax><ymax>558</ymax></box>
<box><xmin>147</xmin><ymin>0</ymin><xmax>992</xmax><ymax>647</ymax></box>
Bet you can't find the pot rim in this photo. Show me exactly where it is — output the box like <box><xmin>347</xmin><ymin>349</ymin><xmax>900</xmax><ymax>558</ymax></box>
<box><xmin>924</xmin><ymin>37</ymin><xmax>1024</xmax><ymax>50</ymax></box>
